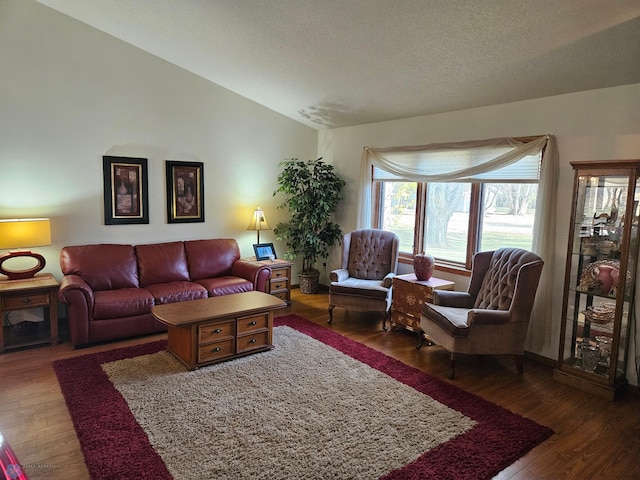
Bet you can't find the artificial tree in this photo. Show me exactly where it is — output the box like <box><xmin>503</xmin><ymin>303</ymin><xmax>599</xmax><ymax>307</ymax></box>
<box><xmin>273</xmin><ymin>158</ymin><xmax>346</xmax><ymax>293</ymax></box>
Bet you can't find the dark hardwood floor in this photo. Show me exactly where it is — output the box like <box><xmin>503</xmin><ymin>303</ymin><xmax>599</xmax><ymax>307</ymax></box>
<box><xmin>1</xmin><ymin>288</ymin><xmax>639</xmax><ymax>479</ymax></box>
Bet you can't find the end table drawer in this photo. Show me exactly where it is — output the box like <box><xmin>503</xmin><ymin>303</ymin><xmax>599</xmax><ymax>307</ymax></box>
<box><xmin>198</xmin><ymin>339</ymin><xmax>234</xmax><ymax>363</ymax></box>
<box><xmin>2</xmin><ymin>293</ymin><xmax>50</xmax><ymax>310</ymax></box>
<box><xmin>391</xmin><ymin>311</ymin><xmax>421</xmax><ymax>331</ymax></box>
<box><xmin>198</xmin><ymin>320</ymin><xmax>235</xmax><ymax>344</ymax></box>
<box><xmin>237</xmin><ymin>314</ymin><xmax>268</xmax><ymax>334</ymax></box>
<box><xmin>271</xmin><ymin>279</ymin><xmax>288</xmax><ymax>291</ymax></box>
<box><xmin>271</xmin><ymin>291</ymin><xmax>288</xmax><ymax>301</ymax></box>
<box><xmin>272</xmin><ymin>269</ymin><xmax>287</xmax><ymax>279</ymax></box>
<box><xmin>237</xmin><ymin>331</ymin><xmax>269</xmax><ymax>354</ymax></box>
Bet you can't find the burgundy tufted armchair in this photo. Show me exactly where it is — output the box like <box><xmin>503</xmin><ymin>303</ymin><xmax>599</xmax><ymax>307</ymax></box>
<box><xmin>328</xmin><ymin>229</ymin><xmax>400</xmax><ymax>329</ymax></box>
<box><xmin>418</xmin><ymin>248</ymin><xmax>544</xmax><ymax>379</ymax></box>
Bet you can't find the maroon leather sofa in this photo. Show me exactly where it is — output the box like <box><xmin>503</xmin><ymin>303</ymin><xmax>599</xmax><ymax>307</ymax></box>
<box><xmin>58</xmin><ymin>239</ymin><xmax>271</xmax><ymax>348</ymax></box>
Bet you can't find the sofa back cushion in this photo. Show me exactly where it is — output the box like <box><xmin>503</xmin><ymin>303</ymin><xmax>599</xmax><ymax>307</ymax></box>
<box><xmin>60</xmin><ymin>244</ymin><xmax>139</xmax><ymax>291</ymax></box>
<box><xmin>474</xmin><ymin>248</ymin><xmax>540</xmax><ymax>311</ymax></box>
<box><xmin>136</xmin><ymin>241</ymin><xmax>189</xmax><ymax>287</ymax></box>
<box><xmin>185</xmin><ymin>239</ymin><xmax>240</xmax><ymax>280</ymax></box>
<box><xmin>346</xmin><ymin>229</ymin><xmax>397</xmax><ymax>280</ymax></box>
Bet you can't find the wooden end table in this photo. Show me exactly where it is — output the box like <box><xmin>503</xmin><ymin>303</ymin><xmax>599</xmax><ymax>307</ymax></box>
<box><xmin>246</xmin><ymin>257</ymin><xmax>294</xmax><ymax>304</ymax></box>
<box><xmin>391</xmin><ymin>273</ymin><xmax>454</xmax><ymax>333</ymax></box>
<box><xmin>151</xmin><ymin>291</ymin><xmax>287</xmax><ymax>370</ymax></box>
<box><xmin>0</xmin><ymin>273</ymin><xmax>60</xmax><ymax>354</ymax></box>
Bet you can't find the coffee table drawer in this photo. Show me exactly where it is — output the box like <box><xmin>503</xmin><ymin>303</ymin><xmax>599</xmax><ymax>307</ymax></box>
<box><xmin>198</xmin><ymin>339</ymin><xmax>234</xmax><ymax>363</ymax></box>
<box><xmin>237</xmin><ymin>331</ymin><xmax>269</xmax><ymax>354</ymax></box>
<box><xmin>237</xmin><ymin>314</ymin><xmax>268</xmax><ymax>335</ymax></box>
<box><xmin>198</xmin><ymin>320</ymin><xmax>235</xmax><ymax>344</ymax></box>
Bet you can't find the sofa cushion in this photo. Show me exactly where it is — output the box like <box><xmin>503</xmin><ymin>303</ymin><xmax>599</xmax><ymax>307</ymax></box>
<box><xmin>422</xmin><ymin>303</ymin><xmax>470</xmax><ymax>338</ymax></box>
<box><xmin>144</xmin><ymin>281</ymin><xmax>208</xmax><ymax>305</ymax></box>
<box><xmin>185</xmin><ymin>239</ymin><xmax>240</xmax><ymax>280</ymax></box>
<box><xmin>136</xmin><ymin>241</ymin><xmax>190</xmax><ymax>287</ymax></box>
<box><xmin>329</xmin><ymin>278</ymin><xmax>389</xmax><ymax>300</ymax></box>
<box><xmin>60</xmin><ymin>244</ymin><xmax>139</xmax><ymax>291</ymax></box>
<box><xmin>93</xmin><ymin>288</ymin><xmax>154</xmax><ymax>320</ymax></box>
<box><xmin>195</xmin><ymin>276</ymin><xmax>253</xmax><ymax>296</ymax></box>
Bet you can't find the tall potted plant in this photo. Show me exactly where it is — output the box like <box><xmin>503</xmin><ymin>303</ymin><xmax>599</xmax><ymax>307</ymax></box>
<box><xmin>273</xmin><ymin>158</ymin><xmax>346</xmax><ymax>293</ymax></box>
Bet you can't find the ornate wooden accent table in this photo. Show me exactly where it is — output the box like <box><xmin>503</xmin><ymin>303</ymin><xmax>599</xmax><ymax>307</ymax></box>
<box><xmin>0</xmin><ymin>273</ymin><xmax>59</xmax><ymax>354</ymax></box>
<box><xmin>391</xmin><ymin>273</ymin><xmax>454</xmax><ymax>333</ymax></box>
<box><xmin>152</xmin><ymin>291</ymin><xmax>287</xmax><ymax>370</ymax></box>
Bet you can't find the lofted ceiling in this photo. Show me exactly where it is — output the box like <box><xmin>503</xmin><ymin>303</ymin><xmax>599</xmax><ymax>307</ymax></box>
<box><xmin>36</xmin><ymin>0</ymin><xmax>640</xmax><ymax>130</ymax></box>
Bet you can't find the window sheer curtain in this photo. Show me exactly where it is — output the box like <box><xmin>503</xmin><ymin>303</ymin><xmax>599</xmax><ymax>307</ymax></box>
<box><xmin>358</xmin><ymin>134</ymin><xmax>559</xmax><ymax>349</ymax></box>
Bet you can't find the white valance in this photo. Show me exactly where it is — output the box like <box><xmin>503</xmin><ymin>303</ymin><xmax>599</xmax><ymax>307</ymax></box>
<box><xmin>358</xmin><ymin>134</ymin><xmax>559</xmax><ymax>350</ymax></box>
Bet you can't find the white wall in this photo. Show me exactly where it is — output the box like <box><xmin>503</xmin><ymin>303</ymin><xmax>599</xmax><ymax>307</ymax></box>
<box><xmin>319</xmin><ymin>83</ymin><xmax>640</xmax><ymax>383</ymax></box>
<box><xmin>0</xmin><ymin>0</ymin><xmax>317</xmax><ymax>280</ymax></box>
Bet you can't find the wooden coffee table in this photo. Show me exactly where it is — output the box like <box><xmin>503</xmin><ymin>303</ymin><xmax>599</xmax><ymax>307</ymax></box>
<box><xmin>151</xmin><ymin>291</ymin><xmax>287</xmax><ymax>370</ymax></box>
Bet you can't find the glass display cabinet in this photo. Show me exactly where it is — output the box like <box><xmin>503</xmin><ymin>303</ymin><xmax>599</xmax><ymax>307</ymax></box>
<box><xmin>554</xmin><ymin>160</ymin><xmax>640</xmax><ymax>400</ymax></box>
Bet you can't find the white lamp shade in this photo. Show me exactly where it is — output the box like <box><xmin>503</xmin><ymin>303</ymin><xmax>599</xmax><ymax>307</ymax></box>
<box><xmin>246</xmin><ymin>208</ymin><xmax>271</xmax><ymax>232</ymax></box>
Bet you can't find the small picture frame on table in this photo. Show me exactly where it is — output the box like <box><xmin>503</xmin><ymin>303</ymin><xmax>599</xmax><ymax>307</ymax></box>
<box><xmin>165</xmin><ymin>160</ymin><xmax>204</xmax><ymax>223</ymax></box>
<box><xmin>102</xmin><ymin>156</ymin><xmax>149</xmax><ymax>225</ymax></box>
<box><xmin>253</xmin><ymin>243</ymin><xmax>277</xmax><ymax>261</ymax></box>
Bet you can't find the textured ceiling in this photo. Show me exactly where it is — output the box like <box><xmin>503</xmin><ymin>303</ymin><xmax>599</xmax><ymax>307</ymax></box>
<box><xmin>36</xmin><ymin>0</ymin><xmax>640</xmax><ymax>129</ymax></box>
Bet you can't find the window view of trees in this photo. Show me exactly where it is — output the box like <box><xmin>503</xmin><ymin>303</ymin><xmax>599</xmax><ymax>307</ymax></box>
<box><xmin>377</xmin><ymin>181</ymin><xmax>537</xmax><ymax>266</ymax></box>
<box><xmin>380</xmin><ymin>182</ymin><xmax>416</xmax><ymax>253</ymax></box>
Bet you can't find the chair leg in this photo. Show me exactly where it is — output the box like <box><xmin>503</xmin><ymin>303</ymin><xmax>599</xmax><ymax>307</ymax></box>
<box><xmin>448</xmin><ymin>353</ymin><xmax>456</xmax><ymax>379</ymax></box>
<box><xmin>416</xmin><ymin>330</ymin><xmax>424</xmax><ymax>349</ymax></box>
<box><xmin>515</xmin><ymin>354</ymin><xmax>524</xmax><ymax>374</ymax></box>
<box><xmin>327</xmin><ymin>305</ymin><xmax>334</xmax><ymax>324</ymax></box>
<box><xmin>382</xmin><ymin>311</ymin><xmax>389</xmax><ymax>331</ymax></box>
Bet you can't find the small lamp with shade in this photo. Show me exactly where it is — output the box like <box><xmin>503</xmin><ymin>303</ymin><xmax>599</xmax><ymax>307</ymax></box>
<box><xmin>0</xmin><ymin>218</ymin><xmax>52</xmax><ymax>280</ymax></box>
<box><xmin>246</xmin><ymin>207</ymin><xmax>271</xmax><ymax>244</ymax></box>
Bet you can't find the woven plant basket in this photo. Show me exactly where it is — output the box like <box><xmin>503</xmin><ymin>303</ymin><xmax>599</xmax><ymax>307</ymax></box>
<box><xmin>298</xmin><ymin>271</ymin><xmax>320</xmax><ymax>294</ymax></box>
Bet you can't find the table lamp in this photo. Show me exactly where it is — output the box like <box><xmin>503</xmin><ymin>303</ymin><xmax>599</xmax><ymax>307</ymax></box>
<box><xmin>0</xmin><ymin>218</ymin><xmax>51</xmax><ymax>280</ymax></box>
<box><xmin>246</xmin><ymin>207</ymin><xmax>271</xmax><ymax>243</ymax></box>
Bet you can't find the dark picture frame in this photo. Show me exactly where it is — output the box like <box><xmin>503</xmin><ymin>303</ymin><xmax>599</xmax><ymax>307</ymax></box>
<box><xmin>165</xmin><ymin>160</ymin><xmax>204</xmax><ymax>223</ymax></box>
<box><xmin>253</xmin><ymin>243</ymin><xmax>277</xmax><ymax>261</ymax></box>
<box><xmin>103</xmin><ymin>156</ymin><xmax>149</xmax><ymax>225</ymax></box>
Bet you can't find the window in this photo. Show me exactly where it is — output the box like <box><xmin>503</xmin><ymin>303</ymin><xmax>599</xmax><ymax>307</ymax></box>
<box><xmin>377</xmin><ymin>181</ymin><xmax>417</xmax><ymax>253</ymax></box>
<box><xmin>361</xmin><ymin>134</ymin><xmax>556</xmax><ymax>343</ymax></box>
<box><xmin>370</xmin><ymin>140</ymin><xmax>542</xmax><ymax>270</ymax></box>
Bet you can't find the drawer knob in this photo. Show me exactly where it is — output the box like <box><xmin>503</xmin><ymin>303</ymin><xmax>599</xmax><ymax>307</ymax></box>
<box><xmin>248</xmin><ymin>338</ymin><xmax>257</xmax><ymax>344</ymax></box>
<box><xmin>248</xmin><ymin>321</ymin><xmax>258</xmax><ymax>326</ymax></box>
<box><xmin>212</xmin><ymin>328</ymin><xmax>222</xmax><ymax>334</ymax></box>
<box><xmin>22</xmin><ymin>298</ymin><xmax>31</xmax><ymax>304</ymax></box>
<box><xmin>211</xmin><ymin>347</ymin><xmax>222</xmax><ymax>353</ymax></box>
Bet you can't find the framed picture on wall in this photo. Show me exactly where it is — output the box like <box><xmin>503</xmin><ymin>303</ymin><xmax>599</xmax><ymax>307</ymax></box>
<box><xmin>102</xmin><ymin>156</ymin><xmax>149</xmax><ymax>225</ymax></box>
<box><xmin>253</xmin><ymin>243</ymin><xmax>277</xmax><ymax>261</ymax></box>
<box><xmin>165</xmin><ymin>160</ymin><xmax>204</xmax><ymax>223</ymax></box>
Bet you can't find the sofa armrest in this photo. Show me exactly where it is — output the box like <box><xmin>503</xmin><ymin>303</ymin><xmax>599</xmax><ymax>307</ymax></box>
<box><xmin>382</xmin><ymin>272</ymin><xmax>396</xmax><ymax>288</ymax></box>
<box><xmin>58</xmin><ymin>275</ymin><xmax>95</xmax><ymax>347</ymax></box>
<box><xmin>468</xmin><ymin>309</ymin><xmax>512</xmax><ymax>325</ymax></box>
<box><xmin>330</xmin><ymin>269</ymin><xmax>349</xmax><ymax>283</ymax></box>
<box><xmin>433</xmin><ymin>290</ymin><xmax>475</xmax><ymax>308</ymax></box>
<box><xmin>231</xmin><ymin>259</ymin><xmax>271</xmax><ymax>292</ymax></box>
<box><xmin>59</xmin><ymin>274</ymin><xmax>94</xmax><ymax>306</ymax></box>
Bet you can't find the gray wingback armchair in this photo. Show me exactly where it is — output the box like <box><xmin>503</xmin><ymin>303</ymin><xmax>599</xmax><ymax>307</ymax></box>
<box><xmin>328</xmin><ymin>229</ymin><xmax>399</xmax><ymax>330</ymax></box>
<box><xmin>418</xmin><ymin>247</ymin><xmax>544</xmax><ymax>379</ymax></box>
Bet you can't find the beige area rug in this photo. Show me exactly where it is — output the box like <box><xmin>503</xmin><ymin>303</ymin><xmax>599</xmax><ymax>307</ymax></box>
<box><xmin>53</xmin><ymin>314</ymin><xmax>553</xmax><ymax>479</ymax></box>
<box><xmin>102</xmin><ymin>326</ymin><xmax>475</xmax><ymax>479</ymax></box>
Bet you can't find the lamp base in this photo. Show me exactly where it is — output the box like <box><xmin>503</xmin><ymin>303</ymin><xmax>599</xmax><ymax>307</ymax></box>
<box><xmin>0</xmin><ymin>251</ymin><xmax>46</xmax><ymax>280</ymax></box>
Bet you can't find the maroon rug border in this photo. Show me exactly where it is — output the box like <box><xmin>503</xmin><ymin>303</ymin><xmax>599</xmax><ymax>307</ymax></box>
<box><xmin>53</xmin><ymin>314</ymin><xmax>552</xmax><ymax>480</ymax></box>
